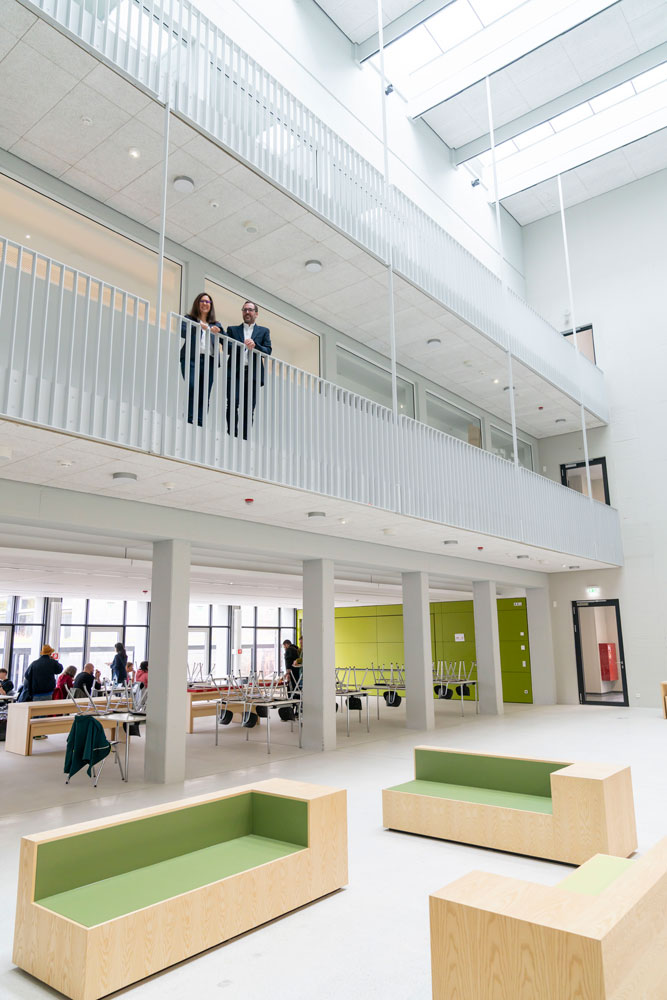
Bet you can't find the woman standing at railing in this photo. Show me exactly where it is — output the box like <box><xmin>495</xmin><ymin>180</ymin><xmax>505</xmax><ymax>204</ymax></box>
<box><xmin>180</xmin><ymin>292</ymin><xmax>223</xmax><ymax>426</ymax></box>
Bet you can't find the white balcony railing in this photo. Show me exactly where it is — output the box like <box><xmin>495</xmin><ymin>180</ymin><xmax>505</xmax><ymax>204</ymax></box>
<box><xmin>0</xmin><ymin>236</ymin><xmax>623</xmax><ymax>565</ymax></box>
<box><xmin>22</xmin><ymin>0</ymin><xmax>608</xmax><ymax>422</ymax></box>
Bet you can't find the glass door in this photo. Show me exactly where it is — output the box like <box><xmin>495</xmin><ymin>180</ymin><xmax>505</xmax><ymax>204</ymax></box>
<box><xmin>86</xmin><ymin>627</ymin><xmax>124</xmax><ymax>682</ymax></box>
<box><xmin>572</xmin><ymin>600</ymin><xmax>628</xmax><ymax>706</ymax></box>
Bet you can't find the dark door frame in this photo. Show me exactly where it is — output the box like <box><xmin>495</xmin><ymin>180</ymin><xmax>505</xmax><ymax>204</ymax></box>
<box><xmin>561</xmin><ymin>456</ymin><xmax>611</xmax><ymax>505</ymax></box>
<box><xmin>572</xmin><ymin>599</ymin><xmax>628</xmax><ymax>707</ymax></box>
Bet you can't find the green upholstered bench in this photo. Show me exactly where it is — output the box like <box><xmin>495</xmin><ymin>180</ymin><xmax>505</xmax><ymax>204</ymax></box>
<box><xmin>14</xmin><ymin>778</ymin><xmax>347</xmax><ymax>1000</ymax></box>
<box><xmin>383</xmin><ymin>746</ymin><xmax>637</xmax><ymax>864</ymax></box>
<box><xmin>430</xmin><ymin>838</ymin><xmax>667</xmax><ymax>999</ymax></box>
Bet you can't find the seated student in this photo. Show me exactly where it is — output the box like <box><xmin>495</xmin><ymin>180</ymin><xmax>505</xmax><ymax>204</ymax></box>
<box><xmin>135</xmin><ymin>661</ymin><xmax>148</xmax><ymax>688</ymax></box>
<box><xmin>0</xmin><ymin>667</ymin><xmax>13</xmax><ymax>695</ymax></box>
<box><xmin>72</xmin><ymin>663</ymin><xmax>103</xmax><ymax>699</ymax></box>
<box><xmin>52</xmin><ymin>665</ymin><xmax>77</xmax><ymax>700</ymax></box>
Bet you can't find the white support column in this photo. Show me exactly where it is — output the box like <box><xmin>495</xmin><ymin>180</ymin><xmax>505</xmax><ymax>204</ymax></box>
<box><xmin>526</xmin><ymin>586</ymin><xmax>557</xmax><ymax>705</ymax></box>
<box><xmin>301</xmin><ymin>558</ymin><xmax>336</xmax><ymax>752</ymax></box>
<box><xmin>472</xmin><ymin>580</ymin><xmax>504</xmax><ymax>715</ymax></box>
<box><xmin>144</xmin><ymin>539</ymin><xmax>190</xmax><ymax>784</ymax></box>
<box><xmin>402</xmin><ymin>571</ymin><xmax>435</xmax><ymax>731</ymax></box>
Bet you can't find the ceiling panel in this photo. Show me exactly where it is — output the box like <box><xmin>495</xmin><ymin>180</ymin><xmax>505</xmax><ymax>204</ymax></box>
<box><xmin>313</xmin><ymin>0</ymin><xmax>419</xmax><ymax>44</ymax></box>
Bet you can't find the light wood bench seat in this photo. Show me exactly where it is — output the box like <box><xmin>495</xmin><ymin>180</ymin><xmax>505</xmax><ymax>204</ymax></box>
<box><xmin>383</xmin><ymin>747</ymin><xmax>637</xmax><ymax>865</ymax></box>
<box><xmin>29</xmin><ymin>715</ymin><xmax>118</xmax><ymax>741</ymax></box>
<box><xmin>13</xmin><ymin>778</ymin><xmax>347</xmax><ymax>1000</ymax></box>
<box><xmin>430</xmin><ymin>838</ymin><xmax>667</xmax><ymax>999</ymax></box>
<box><xmin>6</xmin><ymin>700</ymin><xmax>120</xmax><ymax>756</ymax></box>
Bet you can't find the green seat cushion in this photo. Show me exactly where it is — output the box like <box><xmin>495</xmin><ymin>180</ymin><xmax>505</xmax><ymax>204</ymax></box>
<box><xmin>387</xmin><ymin>779</ymin><xmax>553</xmax><ymax>814</ymax></box>
<box><xmin>559</xmin><ymin>855</ymin><xmax>634</xmax><ymax>896</ymax></box>
<box><xmin>37</xmin><ymin>834</ymin><xmax>305</xmax><ymax>927</ymax></box>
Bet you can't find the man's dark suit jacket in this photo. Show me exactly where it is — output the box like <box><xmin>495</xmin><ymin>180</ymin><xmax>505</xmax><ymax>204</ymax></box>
<box><xmin>225</xmin><ymin>324</ymin><xmax>272</xmax><ymax>385</ymax></box>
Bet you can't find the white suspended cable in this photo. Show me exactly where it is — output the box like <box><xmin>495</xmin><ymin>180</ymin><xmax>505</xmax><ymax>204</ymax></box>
<box><xmin>557</xmin><ymin>174</ymin><xmax>593</xmax><ymax>503</ymax></box>
<box><xmin>484</xmin><ymin>75</ymin><xmax>519</xmax><ymax>468</ymax></box>
<box><xmin>376</xmin><ymin>0</ymin><xmax>398</xmax><ymax>419</ymax></box>
<box><xmin>155</xmin><ymin>0</ymin><xmax>174</xmax><ymax>336</ymax></box>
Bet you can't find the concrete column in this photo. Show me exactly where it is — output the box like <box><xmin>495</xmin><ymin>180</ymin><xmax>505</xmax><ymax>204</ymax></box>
<box><xmin>402</xmin><ymin>571</ymin><xmax>435</xmax><ymax>731</ymax></box>
<box><xmin>301</xmin><ymin>558</ymin><xmax>336</xmax><ymax>752</ymax></box>
<box><xmin>526</xmin><ymin>586</ymin><xmax>557</xmax><ymax>705</ymax></box>
<box><xmin>144</xmin><ymin>539</ymin><xmax>190</xmax><ymax>784</ymax></box>
<box><xmin>472</xmin><ymin>580</ymin><xmax>503</xmax><ymax>715</ymax></box>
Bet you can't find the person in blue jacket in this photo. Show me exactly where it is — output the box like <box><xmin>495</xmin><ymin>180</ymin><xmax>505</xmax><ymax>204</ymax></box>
<box><xmin>110</xmin><ymin>642</ymin><xmax>128</xmax><ymax>685</ymax></box>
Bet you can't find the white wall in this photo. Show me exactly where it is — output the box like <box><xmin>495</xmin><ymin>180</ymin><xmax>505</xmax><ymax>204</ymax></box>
<box><xmin>196</xmin><ymin>0</ymin><xmax>525</xmax><ymax>288</ymax></box>
<box><xmin>525</xmin><ymin>168</ymin><xmax>667</xmax><ymax>708</ymax></box>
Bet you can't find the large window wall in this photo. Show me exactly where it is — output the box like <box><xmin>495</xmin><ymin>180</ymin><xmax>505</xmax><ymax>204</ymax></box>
<box><xmin>59</xmin><ymin>598</ymin><xmax>150</xmax><ymax>678</ymax></box>
<box><xmin>188</xmin><ymin>603</ymin><xmax>297</xmax><ymax>679</ymax></box>
<box><xmin>0</xmin><ymin>596</ymin><xmax>46</xmax><ymax>687</ymax></box>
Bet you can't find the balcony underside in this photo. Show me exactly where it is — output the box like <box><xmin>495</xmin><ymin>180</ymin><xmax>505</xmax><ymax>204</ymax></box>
<box><xmin>2</xmin><ymin>0</ymin><xmax>605</xmax><ymax>438</ymax></box>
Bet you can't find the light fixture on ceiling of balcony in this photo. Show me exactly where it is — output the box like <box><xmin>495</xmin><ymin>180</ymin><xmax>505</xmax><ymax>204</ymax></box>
<box><xmin>243</xmin><ymin>220</ymin><xmax>259</xmax><ymax>234</ymax></box>
<box><xmin>58</xmin><ymin>460</ymin><xmax>74</xmax><ymax>468</ymax></box>
<box><xmin>463</xmin><ymin>360</ymin><xmax>472</xmax><ymax>366</ymax></box>
<box><xmin>339</xmin><ymin>517</ymin><xmax>348</xmax><ymax>525</ymax></box>
<box><xmin>80</xmin><ymin>115</ymin><xmax>93</xmax><ymax>126</ymax></box>
<box><xmin>209</xmin><ymin>199</ymin><xmax>220</xmax><ymax>209</ymax></box>
<box><xmin>173</xmin><ymin>175</ymin><xmax>195</xmax><ymax>194</ymax></box>
<box><xmin>128</xmin><ymin>147</ymin><xmax>141</xmax><ymax>159</ymax></box>
<box><xmin>555</xmin><ymin>417</ymin><xmax>567</xmax><ymax>423</ymax></box>
<box><xmin>305</xmin><ymin>259</ymin><xmax>323</xmax><ymax>273</ymax></box>
<box><xmin>162</xmin><ymin>482</ymin><xmax>176</xmax><ymax>490</ymax></box>
<box><xmin>427</xmin><ymin>337</ymin><xmax>441</xmax><ymax>347</ymax></box>
<box><xmin>112</xmin><ymin>471</ymin><xmax>138</xmax><ymax>482</ymax></box>
<box><xmin>383</xmin><ymin>527</ymin><xmax>396</xmax><ymax>536</ymax></box>
<box><xmin>25</xmin><ymin>234</ymin><xmax>31</xmax><ymax>240</ymax></box>
<box><xmin>493</xmin><ymin>378</ymin><xmax>500</xmax><ymax>384</ymax></box>
<box><xmin>568</xmin><ymin>565</ymin><xmax>580</xmax><ymax>570</ymax></box>
<box><xmin>516</xmin><ymin>554</ymin><xmax>529</xmax><ymax>559</ymax></box>
<box><xmin>443</xmin><ymin>540</ymin><xmax>458</xmax><ymax>545</ymax></box>
<box><xmin>308</xmin><ymin>511</ymin><xmax>326</xmax><ymax>518</ymax></box>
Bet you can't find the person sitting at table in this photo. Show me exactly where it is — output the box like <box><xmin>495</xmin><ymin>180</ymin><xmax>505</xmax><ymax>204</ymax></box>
<box><xmin>72</xmin><ymin>663</ymin><xmax>102</xmax><ymax>699</ymax></box>
<box><xmin>110</xmin><ymin>642</ymin><xmax>128</xmax><ymax>685</ymax></box>
<box><xmin>0</xmin><ymin>667</ymin><xmax>13</xmax><ymax>695</ymax></box>
<box><xmin>52</xmin><ymin>665</ymin><xmax>77</xmax><ymax>700</ymax></box>
<box><xmin>135</xmin><ymin>661</ymin><xmax>148</xmax><ymax>688</ymax></box>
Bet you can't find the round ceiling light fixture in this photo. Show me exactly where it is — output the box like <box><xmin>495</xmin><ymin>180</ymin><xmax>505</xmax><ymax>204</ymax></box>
<box><xmin>128</xmin><ymin>147</ymin><xmax>141</xmax><ymax>159</ymax></box>
<box><xmin>443</xmin><ymin>540</ymin><xmax>458</xmax><ymax>546</ymax></box>
<box><xmin>112</xmin><ymin>471</ymin><xmax>138</xmax><ymax>481</ymax></box>
<box><xmin>209</xmin><ymin>199</ymin><xmax>220</xmax><ymax>209</ymax></box>
<box><xmin>427</xmin><ymin>337</ymin><xmax>441</xmax><ymax>347</ymax></box>
<box><xmin>173</xmin><ymin>175</ymin><xmax>195</xmax><ymax>194</ymax></box>
<box><xmin>243</xmin><ymin>220</ymin><xmax>259</xmax><ymax>234</ymax></box>
<box><xmin>305</xmin><ymin>259</ymin><xmax>323</xmax><ymax>273</ymax></box>
<box><xmin>308</xmin><ymin>511</ymin><xmax>326</xmax><ymax>518</ymax></box>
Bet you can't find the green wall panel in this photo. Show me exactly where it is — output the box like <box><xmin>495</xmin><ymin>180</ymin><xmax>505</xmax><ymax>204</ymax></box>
<box><xmin>377</xmin><ymin>642</ymin><xmax>406</xmax><ymax>666</ymax></box>
<box><xmin>335</xmin><ymin>643</ymin><xmax>376</xmax><ymax>670</ymax></box>
<box><xmin>502</xmin><ymin>671</ymin><xmax>533</xmax><ymax>703</ymax></box>
<box><xmin>500</xmin><ymin>640</ymin><xmax>531</xmax><ymax>672</ymax></box>
<box><xmin>376</xmin><ymin>615</ymin><xmax>404</xmax><ymax>643</ymax></box>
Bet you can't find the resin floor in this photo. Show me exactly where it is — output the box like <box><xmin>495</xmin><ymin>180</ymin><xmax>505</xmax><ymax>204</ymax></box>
<box><xmin>1</xmin><ymin>701</ymin><xmax>666</xmax><ymax>1000</ymax></box>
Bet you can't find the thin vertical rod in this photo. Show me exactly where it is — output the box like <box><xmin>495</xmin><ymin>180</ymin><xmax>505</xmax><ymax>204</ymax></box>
<box><xmin>485</xmin><ymin>75</ymin><xmax>519</xmax><ymax>467</ymax></box>
<box><xmin>155</xmin><ymin>0</ymin><xmax>174</xmax><ymax>334</ymax></box>
<box><xmin>557</xmin><ymin>174</ymin><xmax>593</xmax><ymax>501</ymax></box>
<box><xmin>376</xmin><ymin>0</ymin><xmax>398</xmax><ymax>419</ymax></box>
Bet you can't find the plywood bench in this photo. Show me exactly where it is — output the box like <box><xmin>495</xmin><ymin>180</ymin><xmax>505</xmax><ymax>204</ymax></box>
<box><xmin>430</xmin><ymin>837</ymin><xmax>667</xmax><ymax>999</ymax></box>
<box><xmin>13</xmin><ymin>777</ymin><xmax>347</xmax><ymax>1000</ymax></box>
<box><xmin>660</xmin><ymin>681</ymin><xmax>667</xmax><ymax>718</ymax></box>
<box><xmin>382</xmin><ymin>747</ymin><xmax>637</xmax><ymax>865</ymax></box>
<box><xmin>186</xmin><ymin>689</ymin><xmax>258</xmax><ymax>732</ymax></box>
<box><xmin>5</xmin><ymin>700</ymin><xmax>119</xmax><ymax>756</ymax></box>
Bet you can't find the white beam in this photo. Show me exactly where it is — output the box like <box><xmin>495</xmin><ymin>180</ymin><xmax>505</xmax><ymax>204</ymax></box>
<box><xmin>454</xmin><ymin>41</ymin><xmax>667</xmax><ymax>164</ymax></box>
<box><xmin>355</xmin><ymin>0</ymin><xmax>454</xmax><ymax>63</ymax></box>
<box><xmin>409</xmin><ymin>0</ymin><xmax>619</xmax><ymax>119</ymax></box>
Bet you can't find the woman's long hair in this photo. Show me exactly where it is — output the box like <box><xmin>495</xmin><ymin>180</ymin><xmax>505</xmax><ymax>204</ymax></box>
<box><xmin>189</xmin><ymin>292</ymin><xmax>217</xmax><ymax>324</ymax></box>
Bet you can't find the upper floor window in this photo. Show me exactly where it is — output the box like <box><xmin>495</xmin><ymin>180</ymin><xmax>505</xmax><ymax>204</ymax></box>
<box><xmin>425</xmin><ymin>392</ymin><xmax>482</xmax><ymax>447</ymax></box>
<box><xmin>562</xmin><ymin>324</ymin><xmax>596</xmax><ymax>365</ymax></box>
<box><xmin>490</xmin><ymin>425</ymin><xmax>533</xmax><ymax>470</ymax></box>
<box><xmin>336</xmin><ymin>347</ymin><xmax>415</xmax><ymax>416</ymax></box>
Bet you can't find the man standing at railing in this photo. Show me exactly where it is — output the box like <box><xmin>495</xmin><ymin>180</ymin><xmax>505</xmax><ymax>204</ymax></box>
<box><xmin>225</xmin><ymin>301</ymin><xmax>272</xmax><ymax>439</ymax></box>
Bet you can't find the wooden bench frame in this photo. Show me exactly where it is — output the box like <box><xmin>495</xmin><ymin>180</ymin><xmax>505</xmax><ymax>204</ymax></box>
<box><xmin>382</xmin><ymin>746</ymin><xmax>637</xmax><ymax>865</ymax></box>
<box><xmin>5</xmin><ymin>699</ymin><xmax>121</xmax><ymax>756</ymax></box>
<box><xmin>430</xmin><ymin>838</ymin><xmax>667</xmax><ymax>999</ymax></box>
<box><xmin>13</xmin><ymin>778</ymin><xmax>347</xmax><ymax>1000</ymax></box>
<box><xmin>660</xmin><ymin>681</ymin><xmax>667</xmax><ymax>718</ymax></box>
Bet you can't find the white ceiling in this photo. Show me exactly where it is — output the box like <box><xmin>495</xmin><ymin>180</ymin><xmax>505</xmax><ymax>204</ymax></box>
<box><xmin>0</xmin><ymin>420</ymin><xmax>612</xmax><ymax>577</ymax></box>
<box><xmin>423</xmin><ymin>1</ymin><xmax>667</xmax><ymax>148</ymax></box>
<box><xmin>0</xmin><ymin>4</ymin><xmax>599</xmax><ymax>438</ymax></box>
<box><xmin>313</xmin><ymin>0</ymin><xmax>418</xmax><ymax>44</ymax></box>
<box><xmin>501</xmin><ymin>127</ymin><xmax>667</xmax><ymax>225</ymax></box>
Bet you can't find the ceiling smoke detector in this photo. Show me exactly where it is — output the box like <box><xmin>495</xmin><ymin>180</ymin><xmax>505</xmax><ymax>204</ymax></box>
<box><xmin>243</xmin><ymin>220</ymin><xmax>259</xmax><ymax>234</ymax></box>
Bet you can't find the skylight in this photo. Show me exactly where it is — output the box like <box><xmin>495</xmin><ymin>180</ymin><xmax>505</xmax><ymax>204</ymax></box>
<box><xmin>470</xmin><ymin>64</ymin><xmax>667</xmax><ymax>199</ymax></box>
<box><xmin>367</xmin><ymin>0</ymin><xmax>618</xmax><ymax>112</ymax></box>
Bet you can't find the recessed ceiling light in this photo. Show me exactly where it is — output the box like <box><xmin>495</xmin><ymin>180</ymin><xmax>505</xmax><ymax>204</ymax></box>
<box><xmin>493</xmin><ymin>378</ymin><xmax>500</xmax><ymax>384</ymax></box>
<box><xmin>443</xmin><ymin>540</ymin><xmax>458</xmax><ymax>545</ymax></box>
<box><xmin>112</xmin><ymin>471</ymin><xmax>138</xmax><ymax>481</ymax></box>
<box><xmin>427</xmin><ymin>337</ymin><xmax>441</xmax><ymax>347</ymax></box>
<box><xmin>25</xmin><ymin>234</ymin><xmax>31</xmax><ymax>240</ymax></box>
<box><xmin>58</xmin><ymin>459</ymin><xmax>74</xmax><ymax>468</ymax></box>
<box><xmin>162</xmin><ymin>481</ymin><xmax>176</xmax><ymax>490</ymax></box>
<box><xmin>305</xmin><ymin>259</ymin><xmax>323</xmax><ymax>273</ymax></box>
<box><xmin>307</xmin><ymin>511</ymin><xmax>326</xmax><ymax>518</ymax></box>
<box><xmin>173</xmin><ymin>175</ymin><xmax>195</xmax><ymax>194</ymax></box>
<box><xmin>463</xmin><ymin>360</ymin><xmax>472</xmax><ymax>367</ymax></box>
<box><xmin>338</xmin><ymin>518</ymin><xmax>348</xmax><ymax>525</ymax></box>
<box><xmin>383</xmin><ymin>527</ymin><xmax>396</xmax><ymax>536</ymax></box>
<box><xmin>555</xmin><ymin>418</ymin><xmax>567</xmax><ymax>423</ymax></box>
<box><xmin>516</xmin><ymin>554</ymin><xmax>529</xmax><ymax>559</ymax></box>
<box><xmin>243</xmin><ymin>220</ymin><xmax>259</xmax><ymax>234</ymax></box>
<box><xmin>80</xmin><ymin>115</ymin><xmax>93</xmax><ymax>126</ymax></box>
<box><xmin>128</xmin><ymin>147</ymin><xmax>141</xmax><ymax>159</ymax></box>
<box><xmin>209</xmin><ymin>199</ymin><xmax>220</xmax><ymax>209</ymax></box>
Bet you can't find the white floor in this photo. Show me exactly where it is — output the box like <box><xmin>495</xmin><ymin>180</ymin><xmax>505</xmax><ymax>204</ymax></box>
<box><xmin>2</xmin><ymin>701</ymin><xmax>666</xmax><ymax>1000</ymax></box>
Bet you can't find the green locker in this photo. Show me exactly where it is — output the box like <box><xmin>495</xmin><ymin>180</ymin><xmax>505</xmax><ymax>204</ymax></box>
<box><xmin>502</xmin><ymin>671</ymin><xmax>533</xmax><ymax>703</ymax></box>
